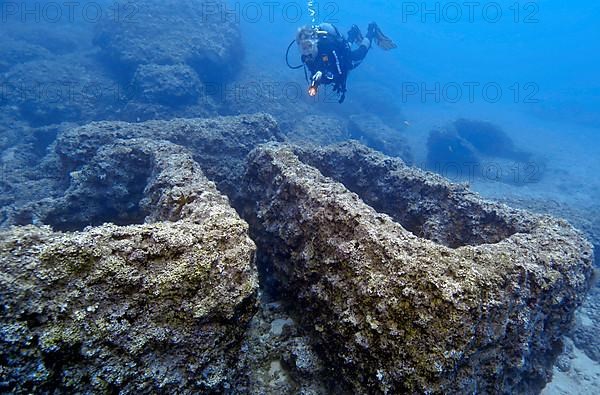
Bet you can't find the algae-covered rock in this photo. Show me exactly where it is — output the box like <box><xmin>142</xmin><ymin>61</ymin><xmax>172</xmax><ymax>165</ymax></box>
<box><xmin>293</xmin><ymin>141</ymin><xmax>534</xmax><ymax>248</ymax></box>
<box><xmin>288</xmin><ymin>115</ymin><xmax>350</xmax><ymax>146</ymax></box>
<box><xmin>1</xmin><ymin>57</ymin><xmax>118</xmax><ymax>127</ymax></box>
<box><xmin>17</xmin><ymin>138</ymin><xmax>239</xmax><ymax>231</ymax></box>
<box><xmin>54</xmin><ymin>113</ymin><xmax>284</xmax><ymax>199</ymax></box>
<box><xmin>348</xmin><ymin>114</ymin><xmax>413</xmax><ymax>164</ymax></box>
<box><xmin>2</xmin><ymin>113</ymin><xmax>284</xmax><ymax>230</ymax></box>
<box><xmin>1</xmin><ymin>113</ymin><xmax>594</xmax><ymax>394</ymax></box>
<box><xmin>0</xmin><ymin>141</ymin><xmax>258</xmax><ymax>393</ymax></box>
<box><xmin>131</xmin><ymin>64</ymin><xmax>204</xmax><ymax>106</ymax></box>
<box><xmin>242</xmin><ymin>142</ymin><xmax>593</xmax><ymax>394</ymax></box>
<box><xmin>93</xmin><ymin>0</ymin><xmax>242</xmax><ymax>84</ymax></box>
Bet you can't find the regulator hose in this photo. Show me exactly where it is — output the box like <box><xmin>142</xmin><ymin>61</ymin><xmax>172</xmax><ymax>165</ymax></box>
<box><xmin>286</xmin><ymin>39</ymin><xmax>304</xmax><ymax>69</ymax></box>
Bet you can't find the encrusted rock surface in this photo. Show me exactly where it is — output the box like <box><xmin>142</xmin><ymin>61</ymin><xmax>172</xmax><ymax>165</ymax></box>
<box><xmin>54</xmin><ymin>113</ymin><xmax>284</xmax><ymax>200</ymax></box>
<box><xmin>497</xmin><ymin>198</ymin><xmax>599</xmax><ymax>267</ymax></box>
<box><xmin>0</xmin><ymin>113</ymin><xmax>595</xmax><ymax>394</ymax></box>
<box><xmin>93</xmin><ymin>0</ymin><xmax>242</xmax><ymax>84</ymax></box>
<box><xmin>242</xmin><ymin>142</ymin><xmax>593</xmax><ymax>394</ymax></box>
<box><xmin>492</xmin><ymin>197</ymin><xmax>600</xmax><ymax>368</ymax></box>
<box><xmin>293</xmin><ymin>142</ymin><xmax>535</xmax><ymax>248</ymax></box>
<box><xmin>0</xmin><ymin>139</ymin><xmax>258</xmax><ymax>393</ymax></box>
<box><xmin>348</xmin><ymin>114</ymin><xmax>413</xmax><ymax>164</ymax></box>
<box><xmin>131</xmin><ymin>64</ymin><xmax>204</xmax><ymax>106</ymax></box>
<box><xmin>0</xmin><ymin>122</ymin><xmax>78</xmax><ymax>224</ymax></box>
<box><xmin>427</xmin><ymin>119</ymin><xmax>543</xmax><ymax>185</ymax></box>
<box><xmin>0</xmin><ymin>113</ymin><xmax>284</xmax><ymax>229</ymax></box>
<box><xmin>21</xmin><ymin>138</ymin><xmax>239</xmax><ymax>231</ymax></box>
<box><xmin>233</xmin><ymin>294</ymin><xmax>336</xmax><ymax>394</ymax></box>
<box><xmin>1</xmin><ymin>57</ymin><xmax>118</xmax><ymax>127</ymax></box>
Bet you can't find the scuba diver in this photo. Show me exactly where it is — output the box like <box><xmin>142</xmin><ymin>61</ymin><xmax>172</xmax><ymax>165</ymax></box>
<box><xmin>290</xmin><ymin>22</ymin><xmax>396</xmax><ymax>103</ymax></box>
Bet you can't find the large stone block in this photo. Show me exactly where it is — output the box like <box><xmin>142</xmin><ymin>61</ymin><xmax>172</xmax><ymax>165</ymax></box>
<box><xmin>92</xmin><ymin>0</ymin><xmax>243</xmax><ymax>84</ymax></box>
<box><xmin>54</xmin><ymin>113</ymin><xmax>284</xmax><ymax>199</ymax></box>
<box><xmin>1</xmin><ymin>113</ymin><xmax>284</xmax><ymax>229</ymax></box>
<box><xmin>0</xmin><ymin>140</ymin><xmax>258</xmax><ymax>393</ymax></box>
<box><xmin>242</xmin><ymin>142</ymin><xmax>593</xmax><ymax>394</ymax></box>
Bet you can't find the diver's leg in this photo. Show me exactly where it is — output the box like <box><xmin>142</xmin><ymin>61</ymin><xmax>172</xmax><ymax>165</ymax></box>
<box><xmin>351</xmin><ymin>38</ymin><xmax>371</xmax><ymax>62</ymax></box>
<box><xmin>347</xmin><ymin>24</ymin><xmax>362</xmax><ymax>44</ymax></box>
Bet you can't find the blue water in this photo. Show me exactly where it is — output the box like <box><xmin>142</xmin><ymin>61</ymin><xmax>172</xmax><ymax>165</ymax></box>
<box><xmin>240</xmin><ymin>0</ymin><xmax>600</xmax><ymax>206</ymax></box>
<box><xmin>244</xmin><ymin>1</ymin><xmax>600</xmax><ymax>121</ymax></box>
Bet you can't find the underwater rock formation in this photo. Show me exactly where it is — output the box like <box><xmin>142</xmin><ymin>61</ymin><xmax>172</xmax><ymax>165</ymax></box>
<box><xmin>454</xmin><ymin>118</ymin><xmax>532</xmax><ymax>161</ymax></box>
<box><xmin>0</xmin><ymin>139</ymin><xmax>258</xmax><ymax>393</ymax></box>
<box><xmin>349</xmin><ymin>114</ymin><xmax>413</xmax><ymax>164</ymax></box>
<box><xmin>499</xmin><ymin>198</ymin><xmax>599</xmax><ymax>268</ymax></box>
<box><xmin>427</xmin><ymin>128</ymin><xmax>480</xmax><ymax>167</ymax></box>
<box><xmin>14</xmin><ymin>138</ymin><xmax>225</xmax><ymax>230</ymax></box>
<box><xmin>1</xmin><ymin>57</ymin><xmax>118</xmax><ymax>127</ymax></box>
<box><xmin>131</xmin><ymin>64</ymin><xmax>204</xmax><ymax>106</ymax></box>
<box><xmin>427</xmin><ymin>119</ymin><xmax>541</xmax><ymax>185</ymax></box>
<box><xmin>87</xmin><ymin>0</ymin><xmax>244</xmax><ymax>119</ymax></box>
<box><xmin>288</xmin><ymin>115</ymin><xmax>350</xmax><ymax>146</ymax></box>
<box><xmin>0</xmin><ymin>39</ymin><xmax>50</xmax><ymax>73</ymax></box>
<box><xmin>55</xmin><ymin>113</ymin><xmax>283</xmax><ymax>200</ymax></box>
<box><xmin>242</xmin><ymin>142</ymin><xmax>593</xmax><ymax>394</ymax></box>
<box><xmin>0</xmin><ymin>122</ymin><xmax>78</xmax><ymax>215</ymax></box>
<box><xmin>1</xmin><ymin>113</ymin><xmax>284</xmax><ymax>229</ymax></box>
<box><xmin>93</xmin><ymin>0</ymin><xmax>242</xmax><ymax>88</ymax></box>
<box><xmin>0</xmin><ymin>9</ymin><xmax>232</xmax><ymax>128</ymax></box>
<box><xmin>293</xmin><ymin>142</ymin><xmax>532</xmax><ymax>248</ymax></box>
<box><xmin>1</xmin><ymin>114</ymin><xmax>594</xmax><ymax>393</ymax></box>
<box><xmin>490</xmin><ymin>198</ymin><xmax>600</xmax><ymax>375</ymax></box>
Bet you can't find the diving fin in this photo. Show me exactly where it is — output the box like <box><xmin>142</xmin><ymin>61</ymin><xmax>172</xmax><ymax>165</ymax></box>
<box><xmin>347</xmin><ymin>24</ymin><xmax>364</xmax><ymax>45</ymax></box>
<box><xmin>366</xmin><ymin>22</ymin><xmax>397</xmax><ymax>51</ymax></box>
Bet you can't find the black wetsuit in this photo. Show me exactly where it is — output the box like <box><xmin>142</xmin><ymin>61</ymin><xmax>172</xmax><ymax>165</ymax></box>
<box><xmin>301</xmin><ymin>26</ymin><xmax>369</xmax><ymax>103</ymax></box>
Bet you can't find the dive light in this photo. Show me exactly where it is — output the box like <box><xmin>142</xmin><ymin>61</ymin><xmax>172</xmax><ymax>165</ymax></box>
<box><xmin>308</xmin><ymin>71</ymin><xmax>323</xmax><ymax>97</ymax></box>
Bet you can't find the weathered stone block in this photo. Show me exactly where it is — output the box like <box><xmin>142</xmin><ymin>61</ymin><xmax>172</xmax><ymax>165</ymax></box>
<box><xmin>0</xmin><ymin>140</ymin><xmax>258</xmax><ymax>393</ymax></box>
<box><xmin>243</xmin><ymin>142</ymin><xmax>593</xmax><ymax>394</ymax></box>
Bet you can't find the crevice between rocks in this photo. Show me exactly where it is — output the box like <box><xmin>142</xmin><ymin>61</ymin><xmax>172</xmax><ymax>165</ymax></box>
<box><xmin>0</xmin><ymin>115</ymin><xmax>593</xmax><ymax>394</ymax></box>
